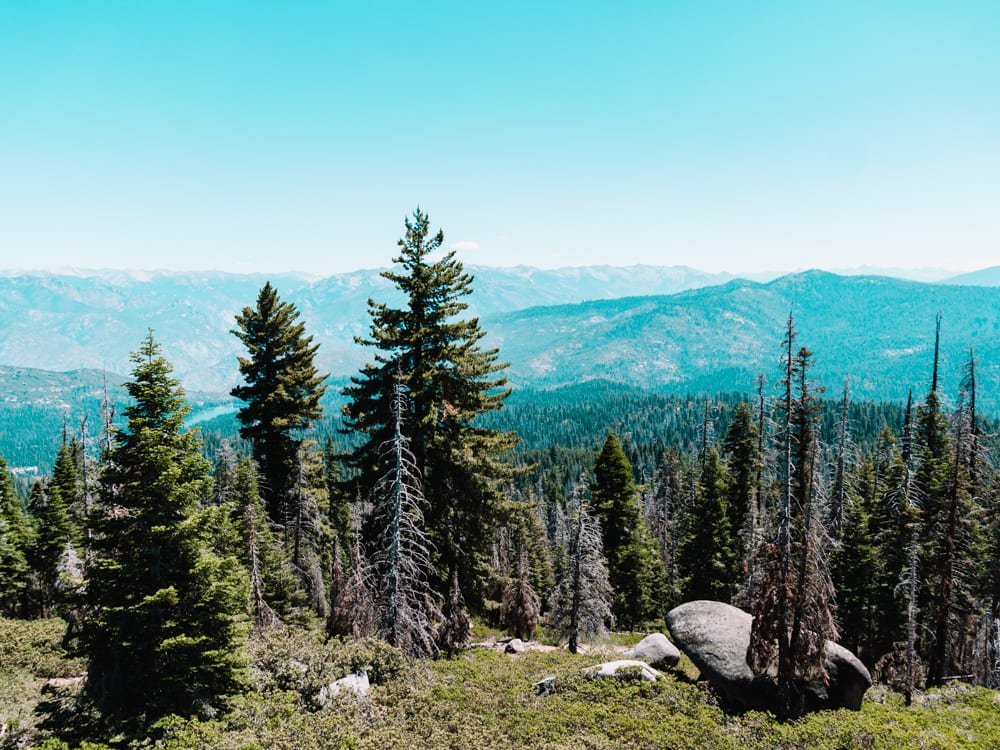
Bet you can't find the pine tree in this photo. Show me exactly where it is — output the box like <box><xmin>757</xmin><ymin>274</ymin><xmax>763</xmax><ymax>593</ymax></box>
<box><xmin>82</xmin><ymin>333</ymin><xmax>247</xmax><ymax>725</ymax></box>
<box><xmin>722</xmin><ymin>401</ymin><xmax>760</xmax><ymax>576</ymax></box>
<box><xmin>287</xmin><ymin>441</ymin><xmax>328</xmax><ymax>617</ymax></box>
<box><xmin>644</xmin><ymin>448</ymin><xmax>683</xmax><ymax>607</ymax></box>
<box><xmin>591</xmin><ymin>431</ymin><xmax>664</xmax><ymax>628</ymax></box>
<box><xmin>27</xmin><ymin>441</ymin><xmax>80</xmax><ymax>616</ymax></box>
<box><xmin>343</xmin><ymin>208</ymin><xmax>518</xmax><ymax>605</ymax></box>
<box><xmin>925</xmin><ymin>351</ymin><xmax>988</xmax><ymax>684</ymax></box>
<box><xmin>678</xmin><ymin>447</ymin><xmax>735</xmax><ymax>602</ymax></box>
<box><xmin>438</xmin><ymin>568</ymin><xmax>473</xmax><ymax>654</ymax></box>
<box><xmin>231</xmin><ymin>282</ymin><xmax>327</xmax><ymax>525</ymax></box>
<box><xmin>502</xmin><ymin>548</ymin><xmax>541</xmax><ymax>640</ymax></box>
<box><xmin>747</xmin><ymin>316</ymin><xmax>837</xmax><ymax>720</ymax></box>
<box><xmin>323</xmin><ymin>438</ymin><xmax>352</xmax><ymax>560</ymax></box>
<box><xmin>371</xmin><ymin>378</ymin><xmax>441</xmax><ymax>657</ymax></box>
<box><xmin>231</xmin><ymin>456</ymin><xmax>303</xmax><ymax>625</ymax></box>
<box><xmin>830</xmin><ymin>466</ymin><xmax>875</xmax><ymax>662</ymax></box>
<box><xmin>0</xmin><ymin>453</ymin><xmax>30</xmax><ymax>617</ymax></box>
<box><xmin>548</xmin><ymin>480</ymin><xmax>613</xmax><ymax>653</ymax></box>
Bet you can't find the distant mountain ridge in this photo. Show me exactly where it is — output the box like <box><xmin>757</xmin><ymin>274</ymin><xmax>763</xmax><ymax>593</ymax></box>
<box><xmin>0</xmin><ymin>264</ymin><xmax>759</xmax><ymax>391</ymax></box>
<box><xmin>485</xmin><ymin>270</ymin><xmax>1000</xmax><ymax>411</ymax></box>
<box><xmin>941</xmin><ymin>266</ymin><xmax>1000</xmax><ymax>287</ymax></box>
<box><xmin>1</xmin><ymin>266</ymin><xmax>998</xmax><ymax>412</ymax></box>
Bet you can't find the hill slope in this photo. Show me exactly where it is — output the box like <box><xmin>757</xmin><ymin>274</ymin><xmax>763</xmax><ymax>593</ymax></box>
<box><xmin>486</xmin><ymin>271</ymin><xmax>1000</xmax><ymax>410</ymax></box>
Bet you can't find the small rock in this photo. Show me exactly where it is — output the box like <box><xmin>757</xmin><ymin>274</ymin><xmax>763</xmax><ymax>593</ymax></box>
<box><xmin>627</xmin><ymin>633</ymin><xmax>681</xmax><ymax>669</ymax></box>
<box><xmin>583</xmin><ymin>659</ymin><xmax>662</xmax><ymax>682</ymax></box>
<box><xmin>534</xmin><ymin>675</ymin><xmax>557</xmax><ymax>695</ymax></box>
<box><xmin>505</xmin><ymin>638</ymin><xmax>526</xmax><ymax>654</ymax></box>
<box><xmin>318</xmin><ymin>668</ymin><xmax>370</xmax><ymax>706</ymax></box>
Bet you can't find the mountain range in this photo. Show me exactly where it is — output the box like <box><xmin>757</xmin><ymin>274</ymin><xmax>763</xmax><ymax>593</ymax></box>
<box><xmin>1</xmin><ymin>264</ymin><xmax>999</xmax><ymax>470</ymax></box>
<box><xmin>488</xmin><ymin>271</ymin><xmax>1000</xmax><ymax>410</ymax></box>
<box><xmin>0</xmin><ymin>264</ymin><xmax>757</xmax><ymax>392</ymax></box>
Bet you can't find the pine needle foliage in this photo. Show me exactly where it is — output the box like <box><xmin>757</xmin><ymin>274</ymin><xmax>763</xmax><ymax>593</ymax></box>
<box><xmin>231</xmin><ymin>282</ymin><xmax>327</xmax><ymax>525</ymax></box>
<box><xmin>81</xmin><ymin>333</ymin><xmax>248</xmax><ymax>726</ymax></box>
<box><xmin>343</xmin><ymin>208</ymin><xmax>518</xmax><ymax>605</ymax></box>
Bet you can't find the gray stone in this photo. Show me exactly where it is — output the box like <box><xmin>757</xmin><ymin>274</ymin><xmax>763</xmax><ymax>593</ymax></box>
<box><xmin>627</xmin><ymin>633</ymin><xmax>681</xmax><ymax>669</ymax></box>
<box><xmin>583</xmin><ymin>659</ymin><xmax>662</xmax><ymax>682</ymax></box>
<box><xmin>534</xmin><ymin>675</ymin><xmax>557</xmax><ymax>695</ymax></box>
<box><xmin>318</xmin><ymin>668</ymin><xmax>370</xmax><ymax>706</ymax></box>
<box><xmin>665</xmin><ymin>600</ymin><xmax>871</xmax><ymax>713</ymax></box>
<box><xmin>505</xmin><ymin>638</ymin><xmax>526</xmax><ymax>654</ymax></box>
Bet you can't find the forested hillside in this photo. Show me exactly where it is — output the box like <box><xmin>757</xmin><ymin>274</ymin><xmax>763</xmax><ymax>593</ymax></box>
<box><xmin>488</xmin><ymin>271</ymin><xmax>1000</xmax><ymax>410</ymax></box>
<box><xmin>2</xmin><ymin>232</ymin><xmax>999</xmax><ymax>746</ymax></box>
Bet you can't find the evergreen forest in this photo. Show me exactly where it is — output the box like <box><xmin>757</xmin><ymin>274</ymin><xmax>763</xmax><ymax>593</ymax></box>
<box><xmin>2</xmin><ymin>211</ymin><xmax>1000</xmax><ymax>748</ymax></box>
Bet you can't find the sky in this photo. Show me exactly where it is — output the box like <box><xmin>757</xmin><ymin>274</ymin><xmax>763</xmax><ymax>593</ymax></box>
<box><xmin>2</xmin><ymin>1</ymin><xmax>999</xmax><ymax>276</ymax></box>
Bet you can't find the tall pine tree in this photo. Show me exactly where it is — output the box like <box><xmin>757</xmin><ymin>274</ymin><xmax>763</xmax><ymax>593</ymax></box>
<box><xmin>231</xmin><ymin>282</ymin><xmax>327</xmax><ymax>525</ymax></box>
<box><xmin>592</xmin><ymin>431</ymin><xmax>665</xmax><ymax>628</ymax></box>
<box><xmin>343</xmin><ymin>208</ymin><xmax>518</xmax><ymax>605</ymax></box>
<box><xmin>82</xmin><ymin>334</ymin><xmax>247</xmax><ymax>725</ymax></box>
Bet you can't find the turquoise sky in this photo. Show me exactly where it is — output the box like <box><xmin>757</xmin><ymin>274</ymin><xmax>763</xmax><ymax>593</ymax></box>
<box><xmin>2</xmin><ymin>2</ymin><xmax>998</xmax><ymax>274</ymax></box>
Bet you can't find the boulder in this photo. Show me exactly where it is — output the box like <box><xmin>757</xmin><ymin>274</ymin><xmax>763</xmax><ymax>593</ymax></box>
<box><xmin>534</xmin><ymin>675</ymin><xmax>557</xmax><ymax>695</ymax></box>
<box><xmin>627</xmin><ymin>633</ymin><xmax>681</xmax><ymax>669</ymax></box>
<box><xmin>665</xmin><ymin>600</ymin><xmax>871</xmax><ymax>713</ymax></box>
<box><xmin>583</xmin><ymin>659</ymin><xmax>662</xmax><ymax>682</ymax></box>
<box><xmin>318</xmin><ymin>668</ymin><xmax>370</xmax><ymax>706</ymax></box>
<box><xmin>505</xmin><ymin>638</ymin><xmax>526</xmax><ymax>654</ymax></box>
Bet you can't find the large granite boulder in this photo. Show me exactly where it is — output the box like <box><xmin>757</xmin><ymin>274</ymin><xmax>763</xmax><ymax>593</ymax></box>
<box><xmin>665</xmin><ymin>600</ymin><xmax>871</xmax><ymax>713</ymax></box>
<box><xmin>626</xmin><ymin>633</ymin><xmax>681</xmax><ymax>669</ymax></box>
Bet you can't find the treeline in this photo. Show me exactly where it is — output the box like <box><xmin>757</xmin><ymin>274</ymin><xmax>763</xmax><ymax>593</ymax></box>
<box><xmin>0</xmin><ymin>209</ymin><xmax>998</xmax><ymax>735</ymax></box>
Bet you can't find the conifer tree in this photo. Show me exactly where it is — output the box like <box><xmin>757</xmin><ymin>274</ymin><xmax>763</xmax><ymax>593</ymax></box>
<box><xmin>722</xmin><ymin>401</ymin><xmax>760</xmax><ymax>572</ymax></box>
<box><xmin>678</xmin><ymin>447</ymin><xmax>735</xmax><ymax>602</ymax></box>
<box><xmin>82</xmin><ymin>333</ymin><xmax>247</xmax><ymax>725</ymax></box>
<box><xmin>747</xmin><ymin>316</ymin><xmax>837</xmax><ymax>720</ymax></box>
<box><xmin>323</xmin><ymin>438</ymin><xmax>352</xmax><ymax>559</ymax></box>
<box><xmin>438</xmin><ymin>568</ymin><xmax>473</xmax><ymax>654</ymax></box>
<box><xmin>0</xmin><ymin>453</ymin><xmax>30</xmax><ymax>616</ymax></box>
<box><xmin>645</xmin><ymin>448</ymin><xmax>683</xmax><ymax>607</ymax></box>
<box><xmin>343</xmin><ymin>208</ymin><xmax>518</xmax><ymax>604</ymax></box>
<box><xmin>830</xmin><ymin>467</ymin><xmax>875</xmax><ymax>661</ymax></box>
<box><xmin>502</xmin><ymin>548</ymin><xmax>541</xmax><ymax>640</ymax></box>
<box><xmin>230</xmin><ymin>456</ymin><xmax>299</xmax><ymax>629</ymax></box>
<box><xmin>26</xmin><ymin>441</ymin><xmax>81</xmax><ymax>616</ymax></box>
<box><xmin>548</xmin><ymin>480</ymin><xmax>613</xmax><ymax>653</ymax></box>
<box><xmin>925</xmin><ymin>353</ymin><xmax>988</xmax><ymax>684</ymax></box>
<box><xmin>591</xmin><ymin>430</ymin><xmax>664</xmax><ymax>628</ymax></box>
<box><xmin>231</xmin><ymin>282</ymin><xmax>327</xmax><ymax>525</ymax></box>
<box><xmin>371</xmin><ymin>378</ymin><xmax>441</xmax><ymax>657</ymax></box>
<box><xmin>866</xmin><ymin>428</ymin><xmax>915</xmax><ymax>665</ymax></box>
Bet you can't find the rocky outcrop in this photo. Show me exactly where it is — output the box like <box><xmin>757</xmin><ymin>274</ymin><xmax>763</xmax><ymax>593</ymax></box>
<box><xmin>665</xmin><ymin>600</ymin><xmax>871</xmax><ymax>713</ymax></box>
<box><xmin>626</xmin><ymin>633</ymin><xmax>680</xmax><ymax>669</ymax></box>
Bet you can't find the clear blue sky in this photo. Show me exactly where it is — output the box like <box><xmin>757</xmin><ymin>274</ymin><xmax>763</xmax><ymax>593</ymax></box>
<box><xmin>2</xmin><ymin>1</ymin><xmax>998</xmax><ymax>275</ymax></box>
